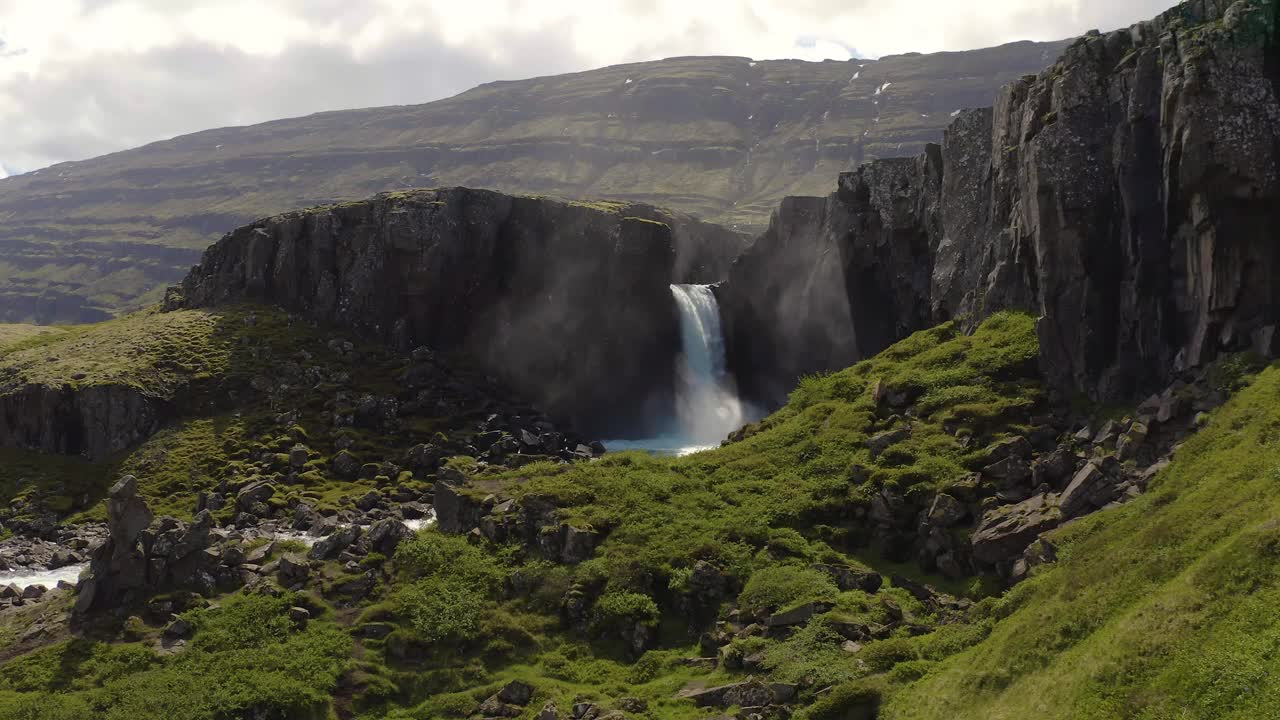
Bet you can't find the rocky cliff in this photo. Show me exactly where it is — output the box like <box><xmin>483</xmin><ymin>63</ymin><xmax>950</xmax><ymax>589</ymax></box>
<box><xmin>0</xmin><ymin>383</ymin><xmax>169</xmax><ymax>462</ymax></box>
<box><xmin>169</xmin><ymin>188</ymin><xmax>697</xmax><ymax>435</ymax></box>
<box><xmin>722</xmin><ymin>0</ymin><xmax>1280</xmax><ymax>409</ymax></box>
<box><xmin>0</xmin><ymin>43</ymin><xmax>1066</xmax><ymax>323</ymax></box>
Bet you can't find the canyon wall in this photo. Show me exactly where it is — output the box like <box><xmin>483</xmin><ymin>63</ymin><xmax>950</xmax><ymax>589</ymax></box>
<box><xmin>169</xmin><ymin>189</ymin><xmax>697</xmax><ymax>435</ymax></box>
<box><xmin>722</xmin><ymin>0</ymin><xmax>1280</xmax><ymax>409</ymax></box>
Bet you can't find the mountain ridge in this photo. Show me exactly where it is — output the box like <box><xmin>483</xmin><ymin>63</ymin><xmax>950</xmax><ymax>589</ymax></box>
<box><xmin>0</xmin><ymin>40</ymin><xmax>1068</xmax><ymax>323</ymax></box>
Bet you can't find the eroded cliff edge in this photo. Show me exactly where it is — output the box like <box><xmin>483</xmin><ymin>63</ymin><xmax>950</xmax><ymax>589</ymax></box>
<box><xmin>167</xmin><ymin>189</ymin><xmax>740</xmax><ymax>435</ymax></box>
<box><xmin>722</xmin><ymin>0</ymin><xmax>1280</xmax><ymax>409</ymax></box>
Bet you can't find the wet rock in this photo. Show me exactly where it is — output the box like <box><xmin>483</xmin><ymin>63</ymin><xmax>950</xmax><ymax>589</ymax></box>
<box><xmin>308</xmin><ymin>525</ymin><xmax>362</xmax><ymax>561</ymax></box>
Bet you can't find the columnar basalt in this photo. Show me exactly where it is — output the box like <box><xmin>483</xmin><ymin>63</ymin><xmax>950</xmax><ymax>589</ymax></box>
<box><xmin>721</xmin><ymin>0</ymin><xmax>1280</xmax><ymax>409</ymax></box>
<box><xmin>170</xmin><ymin>188</ymin><xmax>689</xmax><ymax>435</ymax></box>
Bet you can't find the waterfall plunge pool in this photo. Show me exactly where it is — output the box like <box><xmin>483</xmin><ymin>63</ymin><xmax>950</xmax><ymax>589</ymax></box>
<box><xmin>606</xmin><ymin>284</ymin><xmax>750</xmax><ymax>457</ymax></box>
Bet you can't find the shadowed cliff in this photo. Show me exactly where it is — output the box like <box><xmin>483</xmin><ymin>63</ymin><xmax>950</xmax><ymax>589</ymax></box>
<box><xmin>721</xmin><ymin>0</ymin><xmax>1280</xmax><ymax>410</ymax></box>
<box><xmin>167</xmin><ymin>188</ymin><xmax>725</xmax><ymax>436</ymax></box>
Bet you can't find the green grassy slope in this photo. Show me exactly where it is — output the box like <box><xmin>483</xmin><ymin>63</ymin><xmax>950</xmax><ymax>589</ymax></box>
<box><xmin>490</xmin><ymin>313</ymin><xmax>1041</xmax><ymax>588</ymax></box>
<box><xmin>883</xmin><ymin>363</ymin><xmax>1280</xmax><ymax>719</ymax></box>
<box><xmin>0</xmin><ymin>309</ymin><xmax>1274</xmax><ymax>719</ymax></box>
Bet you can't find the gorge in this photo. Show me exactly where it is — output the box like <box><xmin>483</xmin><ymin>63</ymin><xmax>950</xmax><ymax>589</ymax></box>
<box><xmin>1</xmin><ymin>1</ymin><xmax>1280</xmax><ymax>719</ymax></box>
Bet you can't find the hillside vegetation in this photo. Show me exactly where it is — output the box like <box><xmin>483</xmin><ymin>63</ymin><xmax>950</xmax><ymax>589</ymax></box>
<box><xmin>885</xmin><ymin>364</ymin><xmax>1280</xmax><ymax>719</ymax></box>
<box><xmin>0</xmin><ymin>306</ymin><xmax>1271</xmax><ymax>719</ymax></box>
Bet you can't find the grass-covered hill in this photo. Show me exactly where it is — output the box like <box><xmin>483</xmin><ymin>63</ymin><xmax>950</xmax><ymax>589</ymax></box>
<box><xmin>0</xmin><ymin>303</ymin><xmax>590</xmax><ymax>524</ymax></box>
<box><xmin>885</xmin><ymin>363</ymin><xmax>1280</xmax><ymax>720</ymax></box>
<box><xmin>0</xmin><ymin>42</ymin><xmax>1067</xmax><ymax>324</ymax></box>
<box><xmin>0</xmin><ymin>307</ymin><xmax>1274</xmax><ymax>719</ymax></box>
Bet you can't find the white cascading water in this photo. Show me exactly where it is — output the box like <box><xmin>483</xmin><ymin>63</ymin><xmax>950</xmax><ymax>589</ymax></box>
<box><xmin>608</xmin><ymin>284</ymin><xmax>745</xmax><ymax>455</ymax></box>
<box><xmin>670</xmin><ymin>284</ymin><xmax>744</xmax><ymax>447</ymax></box>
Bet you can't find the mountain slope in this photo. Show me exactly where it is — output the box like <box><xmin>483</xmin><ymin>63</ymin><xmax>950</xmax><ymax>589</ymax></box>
<box><xmin>0</xmin><ymin>41</ymin><xmax>1066</xmax><ymax>323</ymax></box>
<box><xmin>884</xmin><ymin>360</ymin><xmax>1280</xmax><ymax>720</ymax></box>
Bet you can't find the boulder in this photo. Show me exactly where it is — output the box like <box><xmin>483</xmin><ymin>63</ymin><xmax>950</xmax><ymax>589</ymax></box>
<box><xmin>685</xmin><ymin>678</ymin><xmax>776</xmax><ymax>708</ymax></box>
<box><xmin>107</xmin><ymin>475</ymin><xmax>153</xmax><ymax>548</ymax></box>
<box><xmin>433</xmin><ymin>480</ymin><xmax>486</xmax><ymax>534</ymax></box>
<box><xmin>235</xmin><ymin>480</ymin><xmax>275</xmax><ymax>511</ymax></box>
<box><xmin>1060</xmin><ymin>459</ymin><xmax>1122</xmax><ymax>517</ymax></box>
<box><xmin>355</xmin><ymin>490</ymin><xmax>382</xmax><ymax>512</ymax></box>
<box><xmin>164</xmin><ymin>617</ymin><xmax>194</xmax><ymax>639</ymax></box>
<box><xmin>331</xmin><ymin>450</ymin><xmax>361</xmax><ymax>480</ymax></box>
<box><xmin>982</xmin><ymin>455</ymin><xmax>1031</xmax><ymax>487</ymax></box>
<box><xmin>497</xmin><ymin>680</ymin><xmax>535</xmax><ymax>706</ymax></box>
<box><xmin>289</xmin><ymin>444</ymin><xmax>310</xmax><ymax>469</ymax></box>
<box><xmin>1116</xmin><ymin>422</ymin><xmax>1149</xmax><ymax>461</ymax></box>
<box><xmin>926</xmin><ymin>493</ymin><xmax>966</xmax><ymax>527</ymax></box>
<box><xmin>368</xmin><ymin>518</ymin><xmax>414</xmax><ymax>555</ymax></box>
<box><xmin>277</xmin><ymin>554</ymin><xmax>311</xmax><ymax>587</ymax></box>
<box><xmin>866</xmin><ymin>427</ymin><xmax>911</xmax><ymax>459</ymax></box>
<box><xmin>971</xmin><ymin>493</ymin><xmax>1061</xmax><ymax>566</ymax></box>
<box><xmin>765</xmin><ymin>601</ymin><xmax>833</xmax><ymax>627</ymax></box>
<box><xmin>308</xmin><ymin>525</ymin><xmax>362</xmax><ymax>561</ymax></box>
<box><xmin>812</xmin><ymin>564</ymin><xmax>882</xmax><ymax>593</ymax></box>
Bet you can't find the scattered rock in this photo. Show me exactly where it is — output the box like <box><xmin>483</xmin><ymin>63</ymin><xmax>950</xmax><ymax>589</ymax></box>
<box><xmin>866</xmin><ymin>427</ymin><xmax>911</xmax><ymax>459</ymax></box>
<box><xmin>971</xmin><ymin>493</ymin><xmax>1061</xmax><ymax>566</ymax></box>
<box><xmin>765</xmin><ymin>601</ymin><xmax>833</xmax><ymax>627</ymax></box>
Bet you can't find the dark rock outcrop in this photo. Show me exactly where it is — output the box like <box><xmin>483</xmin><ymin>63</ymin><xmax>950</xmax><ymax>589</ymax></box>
<box><xmin>721</xmin><ymin>0</ymin><xmax>1280</xmax><ymax>409</ymax></box>
<box><xmin>169</xmin><ymin>188</ymin><xmax>686</xmax><ymax>435</ymax></box>
<box><xmin>0</xmin><ymin>383</ymin><xmax>171</xmax><ymax>461</ymax></box>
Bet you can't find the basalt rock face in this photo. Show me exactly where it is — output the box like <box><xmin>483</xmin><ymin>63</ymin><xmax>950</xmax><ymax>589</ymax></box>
<box><xmin>719</xmin><ymin>155</ymin><xmax>940</xmax><ymax>406</ymax></box>
<box><xmin>723</xmin><ymin>0</ymin><xmax>1280</xmax><ymax>409</ymax></box>
<box><xmin>170</xmin><ymin>188</ymin><xmax>684</xmax><ymax>435</ymax></box>
<box><xmin>0</xmin><ymin>383</ymin><xmax>170</xmax><ymax>462</ymax></box>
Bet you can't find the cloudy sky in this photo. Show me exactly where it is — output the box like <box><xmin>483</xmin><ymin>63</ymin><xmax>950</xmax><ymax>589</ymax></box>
<box><xmin>0</xmin><ymin>0</ymin><xmax>1172</xmax><ymax>176</ymax></box>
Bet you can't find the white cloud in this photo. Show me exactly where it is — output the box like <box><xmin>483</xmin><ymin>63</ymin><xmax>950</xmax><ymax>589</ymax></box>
<box><xmin>0</xmin><ymin>0</ymin><xmax>1176</xmax><ymax>172</ymax></box>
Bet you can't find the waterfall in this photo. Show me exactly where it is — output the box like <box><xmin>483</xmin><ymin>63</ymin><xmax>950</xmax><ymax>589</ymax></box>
<box><xmin>669</xmin><ymin>284</ymin><xmax>744</xmax><ymax>447</ymax></box>
<box><xmin>604</xmin><ymin>284</ymin><xmax>746</xmax><ymax>456</ymax></box>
